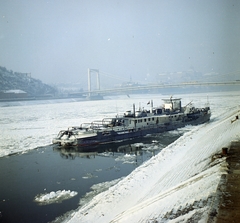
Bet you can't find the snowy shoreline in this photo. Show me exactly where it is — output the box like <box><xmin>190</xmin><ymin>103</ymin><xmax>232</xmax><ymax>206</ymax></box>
<box><xmin>65</xmin><ymin>107</ymin><xmax>240</xmax><ymax>222</ymax></box>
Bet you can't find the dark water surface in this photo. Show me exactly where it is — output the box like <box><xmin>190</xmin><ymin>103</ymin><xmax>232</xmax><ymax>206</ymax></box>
<box><xmin>0</xmin><ymin>133</ymin><xmax>181</xmax><ymax>223</ymax></box>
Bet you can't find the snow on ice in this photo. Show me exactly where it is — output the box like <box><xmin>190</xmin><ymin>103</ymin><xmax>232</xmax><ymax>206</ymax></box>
<box><xmin>34</xmin><ymin>190</ymin><xmax>78</xmax><ymax>205</ymax></box>
<box><xmin>65</xmin><ymin>106</ymin><xmax>240</xmax><ymax>222</ymax></box>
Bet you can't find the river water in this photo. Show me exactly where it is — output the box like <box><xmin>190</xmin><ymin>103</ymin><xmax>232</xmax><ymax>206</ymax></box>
<box><xmin>0</xmin><ymin>92</ymin><xmax>239</xmax><ymax>222</ymax></box>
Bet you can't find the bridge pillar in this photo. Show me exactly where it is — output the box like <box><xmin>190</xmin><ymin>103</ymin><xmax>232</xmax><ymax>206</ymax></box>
<box><xmin>88</xmin><ymin>69</ymin><xmax>100</xmax><ymax>97</ymax></box>
<box><xmin>88</xmin><ymin>69</ymin><xmax>91</xmax><ymax>96</ymax></box>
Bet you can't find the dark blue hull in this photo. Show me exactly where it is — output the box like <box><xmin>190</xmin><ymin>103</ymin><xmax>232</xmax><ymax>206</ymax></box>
<box><xmin>76</xmin><ymin>113</ymin><xmax>211</xmax><ymax>147</ymax></box>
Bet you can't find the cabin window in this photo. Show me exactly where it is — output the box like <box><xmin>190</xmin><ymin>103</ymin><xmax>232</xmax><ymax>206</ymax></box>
<box><xmin>152</xmin><ymin>118</ymin><xmax>154</xmax><ymax>121</ymax></box>
<box><xmin>148</xmin><ymin>118</ymin><xmax>151</xmax><ymax>121</ymax></box>
<box><xmin>144</xmin><ymin>119</ymin><xmax>146</xmax><ymax>122</ymax></box>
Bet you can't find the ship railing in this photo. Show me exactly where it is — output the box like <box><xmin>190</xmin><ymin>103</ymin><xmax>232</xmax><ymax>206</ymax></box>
<box><xmin>102</xmin><ymin>117</ymin><xmax>127</xmax><ymax>127</ymax></box>
<box><xmin>91</xmin><ymin>121</ymin><xmax>109</xmax><ymax>130</ymax></box>
<box><xmin>77</xmin><ymin>123</ymin><xmax>95</xmax><ymax>132</ymax></box>
<box><xmin>82</xmin><ymin>123</ymin><xmax>92</xmax><ymax>126</ymax></box>
<box><xmin>76</xmin><ymin>121</ymin><xmax>110</xmax><ymax>132</ymax></box>
<box><xmin>68</xmin><ymin>126</ymin><xmax>85</xmax><ymax>131</ymax></box>
<box><xmin>102</xmin><ymin>118</ymin><xmax>114</xmax><ymax>124</ymax></box>
<box><xmin>56</xmin><ymin>130</ymin><xmax>67</xmax><ymax>138</ymax></box>
<box><xmin>76</xmin><ymin>119</ymin><xmax>129</xmax><ymax>132</ymax></box>
<box><xmin>56</xmin><ymin>129</ymin><xmax>79</xmax><ymax>141</ymax></box>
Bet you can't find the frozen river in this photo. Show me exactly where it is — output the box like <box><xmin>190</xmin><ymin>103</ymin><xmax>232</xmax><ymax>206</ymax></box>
<box><xmin>0</xmin><ymin>94</ymin><xmax>178</xmax><ymax>157</ymax></box>
<box><xmin>0</xmin><ymin>91</ymin><xmax>240</xmax><ymax>222</ymax></box>
<box><xmin>1</xmin><ymin>91</ymin><xmax>235</xmax><ymax>157</ymax></box>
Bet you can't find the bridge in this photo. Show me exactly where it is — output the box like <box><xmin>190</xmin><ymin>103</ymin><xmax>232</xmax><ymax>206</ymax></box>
<box><xmin>84</xmin><ymin>81</ymin><xmax>240</xmax><ymax>95</ymax></box>
<box><xmin>85</xmin><ymin>69</ymin><xmax>240</xmax><ymax>96</ymax></box>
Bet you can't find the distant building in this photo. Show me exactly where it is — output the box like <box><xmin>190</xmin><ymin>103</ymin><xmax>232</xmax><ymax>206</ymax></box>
<box><xmin>0</xmin><ymin>90</ymin><xmax>28</xmax><ymax>99</ymax></box>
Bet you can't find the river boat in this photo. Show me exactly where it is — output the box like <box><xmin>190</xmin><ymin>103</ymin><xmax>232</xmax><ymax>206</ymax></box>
<box><xmin>52</xmin><ymin>98</ymin><xmax>211</xmax><ymax>147</ymax></box>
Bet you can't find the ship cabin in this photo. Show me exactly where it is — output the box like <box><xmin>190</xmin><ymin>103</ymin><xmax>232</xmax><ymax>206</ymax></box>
<box><xmin>162</xmin><ymin>98</ymin><xmax>182</xmax><ymax>114</ymax></box>
<box><xmin>122</xmin><ymin>98</ymin><xmax>184</xmax><ymax>130</ymax></box>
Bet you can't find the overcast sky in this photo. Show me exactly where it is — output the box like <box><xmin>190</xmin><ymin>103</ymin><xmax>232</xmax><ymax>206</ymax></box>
<box><xmin>0</xmin><ymin>0</ymin><xmax>240</xmax><ymax>87</ymax></box>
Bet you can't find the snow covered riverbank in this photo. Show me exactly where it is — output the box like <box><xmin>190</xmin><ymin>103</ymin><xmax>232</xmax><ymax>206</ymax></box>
<box><xmin>65</xmin><ymin>106</ymin><xmax>240</xmax><ymax>222</ymax></box>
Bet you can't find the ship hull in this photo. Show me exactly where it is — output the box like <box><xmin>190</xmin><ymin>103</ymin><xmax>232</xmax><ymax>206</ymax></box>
<box><xmin>73</xmin><ymin>112</ymin><xmax>211</xmax><ymax>147</ymax></box>
<box><xmin>52</xmin><ymin>97</ymin><xmax>211</xmax><ymax>148</ymax></box>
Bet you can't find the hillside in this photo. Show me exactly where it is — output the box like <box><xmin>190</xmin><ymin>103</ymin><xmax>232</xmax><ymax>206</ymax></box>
<box><xmin>0</xmin><ymin>66</ymin><xmax>57</xmax><ymax>97</ymax></box>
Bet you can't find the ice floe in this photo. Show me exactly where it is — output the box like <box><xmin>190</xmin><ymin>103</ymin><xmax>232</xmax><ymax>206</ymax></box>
<box><xmin>34</xmin><ymin>190</ymin><xmax>78</xmax><ymax>205</ymax></box>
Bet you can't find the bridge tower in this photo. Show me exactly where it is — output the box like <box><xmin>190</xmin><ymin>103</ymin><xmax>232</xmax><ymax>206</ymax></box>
<box><xmin>88</xmin><ymin>69</ymin><xmax>100</xmax><ymax>97</ymax></box>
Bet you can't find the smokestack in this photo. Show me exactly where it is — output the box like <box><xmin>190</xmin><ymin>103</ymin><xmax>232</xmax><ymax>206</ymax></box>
<box><xmin>133</xmin><ymin>103</ymin><xmax>135</xmax><ymax>117</ymax></box>
<box><xmin>151</xmin><ymin>100</ymin><xmax>153</xmax><ymax>113</ymax></box>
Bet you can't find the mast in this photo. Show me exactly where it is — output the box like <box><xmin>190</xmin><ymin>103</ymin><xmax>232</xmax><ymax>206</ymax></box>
<box><xmin>133</xmin><ymin>103</ymin><xmax>136</xmax><ymax>117</ymax></box>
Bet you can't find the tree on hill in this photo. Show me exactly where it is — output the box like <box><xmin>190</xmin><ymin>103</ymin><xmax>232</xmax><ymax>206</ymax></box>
<box><xmin>0</xmin><ymin>66</ymin><xmax>57</xmax><ymax>97</ymax></box>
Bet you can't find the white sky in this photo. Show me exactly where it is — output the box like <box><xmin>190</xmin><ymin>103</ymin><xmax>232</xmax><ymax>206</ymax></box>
<box><xmin>0</xmin><ymin>0</ymin><xmax>240</xmax><ymax>85</ymax></box>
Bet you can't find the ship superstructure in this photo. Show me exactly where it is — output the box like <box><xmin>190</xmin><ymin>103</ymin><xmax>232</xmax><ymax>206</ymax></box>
<box><xmin>52</xmin><ymin>98</ymin><xmax>211</xmax><ymax>147</ymax></box>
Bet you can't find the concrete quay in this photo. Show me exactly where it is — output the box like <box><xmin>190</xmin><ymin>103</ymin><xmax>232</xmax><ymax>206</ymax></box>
<box><xmin>214</xmin><ymin>141</ymin><xmax>240</xmax><ymax>222</ymax></box>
